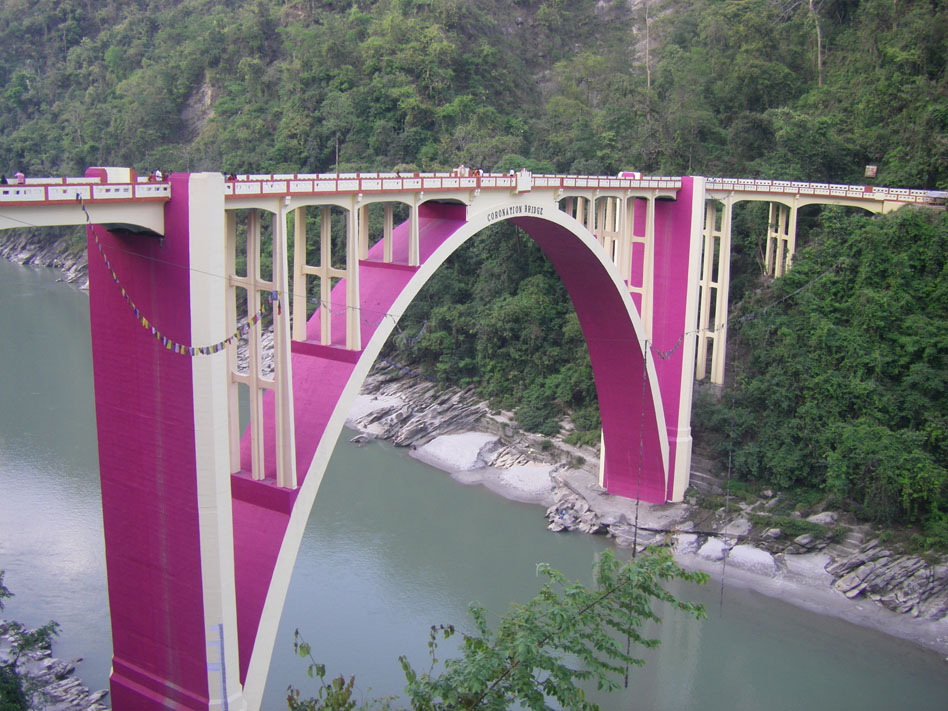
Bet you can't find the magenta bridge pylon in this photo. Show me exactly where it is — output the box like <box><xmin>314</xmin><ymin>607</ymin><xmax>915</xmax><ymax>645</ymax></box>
<box><xmin>0</xmin><ymin>167</ymin><xmax>937</xmax><ymax>710</ymax></box>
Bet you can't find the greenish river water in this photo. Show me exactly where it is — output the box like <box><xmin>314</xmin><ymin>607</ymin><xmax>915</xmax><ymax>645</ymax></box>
<box><xmin>1</xmin><ymin>257</ymin><xmax>946</xmax><ymax>710</ymax></box>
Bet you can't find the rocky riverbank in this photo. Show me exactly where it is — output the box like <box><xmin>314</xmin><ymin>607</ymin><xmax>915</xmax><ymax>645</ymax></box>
<box><xmin>0</xmin><ymin>622</ymin><xmax>108</xmax><ymax>711</ymax></box>
<box><xmin>348</xmin><ymin>366</ymin><xmax>948</xmax><ymax>657</ymax></box>
<box><xmin>0</xmin><ymin>233</ymin><xmax>87</xmax><ymax>288</ymax></box>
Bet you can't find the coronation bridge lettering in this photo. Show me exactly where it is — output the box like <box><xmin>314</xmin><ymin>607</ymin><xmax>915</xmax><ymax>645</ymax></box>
<box><xmin>485</xmin><ymin>204</ymin><xmax>545</xmax><ymax>223</ymax></box>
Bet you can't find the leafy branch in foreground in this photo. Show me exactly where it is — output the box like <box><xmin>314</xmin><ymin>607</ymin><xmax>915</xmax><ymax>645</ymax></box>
<box><xmin>288</xmin><ymin>548</ymin><xmax>707</xmax><ymax>711</ymax></box>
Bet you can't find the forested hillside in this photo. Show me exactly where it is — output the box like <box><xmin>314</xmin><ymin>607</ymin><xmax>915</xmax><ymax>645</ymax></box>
<box><xmin>1</xmin><ymin>0</ymin><xmax>946</xmax><ymax>541</ymax></box>
<box><xmin>1</xmin><ymin>0</ymin><xmax>945</xmax><ymax>183</ymax></box>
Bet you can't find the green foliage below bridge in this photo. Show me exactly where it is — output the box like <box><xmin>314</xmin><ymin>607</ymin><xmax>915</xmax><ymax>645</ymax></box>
<box><xmin>698</xmin><ymin>208</ymin><xmax>948</xmax><ymax>547</ymax></box>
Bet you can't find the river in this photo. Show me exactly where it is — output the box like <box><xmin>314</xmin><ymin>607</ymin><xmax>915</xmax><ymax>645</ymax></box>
<box><xmin>1</xmin><ymin>257</ymin><xmax>946</xmax><ymax>710</ymax></box>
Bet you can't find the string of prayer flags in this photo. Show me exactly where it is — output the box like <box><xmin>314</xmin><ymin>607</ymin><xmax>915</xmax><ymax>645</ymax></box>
<box><xmin>90</xmin><ymin>222</ymin><xmax>277</xmax><ymax>358</ymax></box>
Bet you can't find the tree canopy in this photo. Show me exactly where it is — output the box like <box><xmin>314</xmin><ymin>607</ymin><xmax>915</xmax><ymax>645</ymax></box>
<box><xmin>287</xmin><ymin>549</ymin><xmax>707</xmax><ymax>711</ymax></box>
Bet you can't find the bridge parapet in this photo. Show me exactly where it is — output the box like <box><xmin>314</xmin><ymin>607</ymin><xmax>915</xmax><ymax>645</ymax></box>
<box><xmin>706</xmin><ymin>176</ymin><xmax>940</xmax><ymax>206</ymax></box>
<box><xmin>222</xmin><ymin>171</ymin><xmax>683</xmax><ymax>200</ymax></box>
<box><xmin>0</xmin><ymin>179</ymin><xmax>169</xmax><ymax>204</ymax></box>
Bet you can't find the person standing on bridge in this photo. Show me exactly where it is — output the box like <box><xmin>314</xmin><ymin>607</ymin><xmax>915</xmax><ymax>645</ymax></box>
<box><xmin>14</xmin><ymin>171</ymin><xmax>24</xmax><ymax>184</ymax></box>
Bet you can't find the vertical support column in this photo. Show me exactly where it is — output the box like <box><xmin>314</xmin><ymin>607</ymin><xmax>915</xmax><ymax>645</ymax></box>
<box><xmin>245</xmin><ymin>211</ymin><xmax>265</xmax><ymax>481</ymax></box>
<box><xmin>227</xmin><ymin>207</ymin><xmax>289</xmax><ymax>485</ymax></box>
<box><xmin>695</xmin><ymin>201</ymin><xmax>718</xmax><ymax>381</ymax></box>
<box><xmin>694</xmin><ymin>198</ymin><xmax>735</xmax><ymax>385</ymax></box>
<box><xmin>641</xmin><ymin>196</ymin><xmax>656</xmax><ymax>340</ymax></box>
<box><xmin>90</xmin><ymin>172</ymin><xmax>248</xmax><ymax>710</ymax></box>
<box><xmin>765</xmin><ymin>202</ymin><xmax>776</xmax><ymax>275</ymax></box>
<box><xmin>292</xmin><ymin>206</ymin><xmax>308</xmax><ymax>342</ymax></box>
<box><xmin>768</xmin><ymin>202</ymin><xmax>798</xmax><ymax>277</ymax></box>
<box><xmin>187</xmin><ymin>173</ymin><xmax>248</xmax><ymax>711</ymax></box>
<box><xmin>784</xmin><ymin>201</ymin><xmax>798</xmax><ymax>274</ymax></box>
<box><xmin>710</xmin><ymin>198</ymin><xmax>733</xmax><ymax>385</ymax></box>
<box><xmin>319</xmin><ymin>207</ymin><xmax>332</xmax><ymax>346</ymax></box>
<box><xmin>358</xmin><ymin>203</ymin><xmax>369</xmax><ymax>260</ymax></box>
<box><xmin>273</xmin><ymin>204</ymin><xmax>297</xmax><ymax>489</ymax></box>
<box><xmin>596</xmin><ymin>198</ymin><xmax>607</xmax><ymax>246</ymax></box>
<box><xmin>409</xmin><ymin>200</ymin><xmax>420</xmax><ymax>267</ymax></box>
<box><xmin>670</xmin><ymin>176</ymin><xmax>706</xmax><ymax>502</ymax></box>
<box><xmin>575</xmin><ymin>196</ymin><xmax>585</xmax><ymax>227</ymax></box>
<box><xmin>617</xmin><ymin>195</ymin><xmax>633</xmax><ymax>283</ymax></box>
<box><xmin>600</xmin><ymin>197</ymin><xmax>619</xmax><ymax>263</ymax></box>
<box><xmin>383</xmin><ymin>203</ymin><xmax>393</xmax><ymax>263</ymax></box>
<box><xmin>224</xmin><ymin>211</ymin><xmax>241</xmax><ymax>474</ymax></box>
<box><xmin>773</xmin><ymin>204</ymin><xmax>788</xmax><ymax>277</ymax></box>
<box><xmin>346</xmin><ymin>198</ymin><xmax>361</xmax><ymax>350</ymax></box>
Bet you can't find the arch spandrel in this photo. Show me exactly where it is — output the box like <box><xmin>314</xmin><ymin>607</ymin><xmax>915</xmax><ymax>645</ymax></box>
<box><xmin>236</xmin><ymin>199</ymin><xmax>671</xmax><ymax>707</ymax></box>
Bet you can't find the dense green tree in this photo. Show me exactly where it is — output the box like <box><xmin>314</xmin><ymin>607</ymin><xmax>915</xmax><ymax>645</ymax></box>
<box><xmin>704</xmin><ymin>208</ymin><xmax>948</xmax><ymax>543</ymax></box>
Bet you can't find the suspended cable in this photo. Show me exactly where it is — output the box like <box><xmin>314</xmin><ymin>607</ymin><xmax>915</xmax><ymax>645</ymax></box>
<box><xmin>80</xmin><ymin>200</ymin><xmax>279</xmax><ymax>356</ymax></box>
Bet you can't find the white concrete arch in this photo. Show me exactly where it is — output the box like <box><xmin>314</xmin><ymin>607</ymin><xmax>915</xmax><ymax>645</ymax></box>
<box><xmin>239</xmin><ymin>198</ymin><xmax>671</xmax><ymax>710</ymax></box>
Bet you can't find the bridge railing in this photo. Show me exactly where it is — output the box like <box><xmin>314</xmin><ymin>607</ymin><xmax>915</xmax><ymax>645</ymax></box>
<box><xmin>706</xmin><ymin>177</ymin><xmax>940</xmax><ymax>205</ymax></box>
<box><xmin>222</xmin><ymin>171</ymin><xmax>684</xmax><ymax>199</ymax></box>
<box><xmin>0</xmin><ymin>179</ymin><xmax>170</xmax><ymax>204</ymax></box>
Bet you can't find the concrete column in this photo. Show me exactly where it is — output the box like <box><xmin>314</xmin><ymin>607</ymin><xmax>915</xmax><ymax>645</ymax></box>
<box><xmin>710</xmin><ymin>199</ymin><xmax>733</xmax><ymax>385</ymax></box>
<box><xmin>89</xmin><ymin>172</ymin><xmax>247</xmax><ymax>710</ymax></box>
<box><xmin>224</xmin><ymin>211</ymin><xmax>241</xmax><ymax>474</ymax></box>
<box><xmin>383</xmin><ymin>203</ymin><xmax>393</xmax><ymax>263</ymax></box>
<box><xmin>409</xmin><ymin>200</ymin><xmax>420</xmax><ymax>267</ymax></box>
<box><xmin>617</xmin><ymin>196</ymin><xmax>633</xmax><ymax>283</ymax></box>
<box><xmin>695</xmin><ymin>201</ymin><xmax>718</xmax><ymax>381</ymax></box>
<box><xmin>319</xmin><ymin>207</ymin><xmax>332</xmax><ymax>346</ymax></box>
<box><xmin>274</xmin><ymin>203</ymin><xmax>297</xmax><ymax>488</ymax></box>
<box><xmin>669</xmin><ymin>176</ymin><xmax>706</xmax><ymax>502</ymax></box>
<box><xmin>784</xmin><ymin>202</ymin><xmax>799</xmax><ymax>273</ymax></box>
<box><xmin>774</xmin><ymin>204</ymin><xmax>788</xmax><ymax>277</ymax></box>
<box><xmin>346</xmin><ymin>199</ymin><xmax>361</xmax><ymax>350</ymax></box>
<box><xmin>246</xmin><ymin>211</ymin><xmax>265</xmax><ymax>481</ymax></box>
<box><xmin>766</xmin><ymin>202</ymin><xmax>776</xmax><ymax>275</ymax></box>
<box><xmin>292</xmin><ymin>206</ymin><xmax>308</xmax><ymax>342</ymax></box>
<box><xmin>642</xmin><ymin>197</ymin><xmax>656</xmax><ymax>340</ymax></box>
<box><xmin>358</xmin><ymin>203</ymin><xmax>369</xmax><ymax>259</ymax></box>
<box><xmin>187</xmin><ymin>173</ymin><xmax>248</xmax><ymax>711</ymax></box>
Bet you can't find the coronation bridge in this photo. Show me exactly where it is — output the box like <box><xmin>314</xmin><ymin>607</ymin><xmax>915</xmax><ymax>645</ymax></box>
<box><xmin>1</xmin><ymin>167</ymin><xmax>937</xmax><ymax>711</ymax></box>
